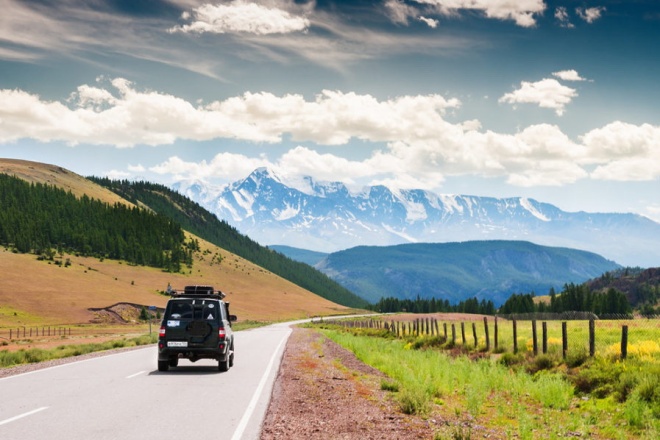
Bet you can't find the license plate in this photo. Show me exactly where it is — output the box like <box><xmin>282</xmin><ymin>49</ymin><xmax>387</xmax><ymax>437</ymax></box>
<box><xmin>167</xmin><ymin>341</ymin><xmax>188</xmax><ymax>347</ymax></box>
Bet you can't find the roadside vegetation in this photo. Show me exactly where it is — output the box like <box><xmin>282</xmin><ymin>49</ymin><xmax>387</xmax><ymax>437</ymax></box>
<box><xmin>0</xmin><ymin>333</ymin><xmax>158</xmax><ymax>368</ymax></box>
<box><xmin>312</xmin><ymin>321</ymin><xmax>659</xmax><ymax>439</ymax></box>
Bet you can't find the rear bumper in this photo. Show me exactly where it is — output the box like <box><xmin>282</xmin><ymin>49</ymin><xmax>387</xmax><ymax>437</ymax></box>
<box><xmin>158</xmin><ymin>341</ymin><xmax>229</xmax><ymax>361</ymax></box>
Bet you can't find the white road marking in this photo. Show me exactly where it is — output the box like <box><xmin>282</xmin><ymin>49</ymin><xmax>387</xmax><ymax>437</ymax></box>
<box><xmin>231</xmin><ymin>329</ymin><xmax>290</xmax><ymax>440</ymax></box>
<box><xmin>0</xmin><ymin>407</ymin><xmax>49</xmax><ymax>426</ymax></box>
<box><xmin>0</xmin><ymin>346</ymin><xmax>154</xmax><ymax>382</ymax></box>
<box><xmin>126</xmin><ymin>370</ymin><xmax>145</xmax><ymax>379</ymax></box>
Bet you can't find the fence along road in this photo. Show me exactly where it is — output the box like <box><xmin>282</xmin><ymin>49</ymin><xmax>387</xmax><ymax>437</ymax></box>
<box><xmin>0</xmin><ymin>322</ymin><xmax>292</xmax><ymax>440</ymax></box>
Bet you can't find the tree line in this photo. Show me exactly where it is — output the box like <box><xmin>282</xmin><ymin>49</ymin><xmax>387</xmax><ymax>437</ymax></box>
<box><xmin>371</xmin><ymin>295</ymin><xmax>496</xmax><ymax>315</ymax></box>
<box><xmin>372</xmin><ymin>281</ymin><xmax>632</xmax><ymax>317</ymax></box>
<box><xmin>499</xmin><ymin>283</ymin><xmax>631</xmax><ymax>316</ymax></box>
<box><xmin>0</xmin><ymin>174</ymin><xmax>189</xmax><ymax>271</ymax></box>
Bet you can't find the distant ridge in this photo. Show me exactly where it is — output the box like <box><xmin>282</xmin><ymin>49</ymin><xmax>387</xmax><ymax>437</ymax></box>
<box><xmin>311</xmin><ymin>240</ymin><xmax>620</xmax><ymax>305</ymax></box>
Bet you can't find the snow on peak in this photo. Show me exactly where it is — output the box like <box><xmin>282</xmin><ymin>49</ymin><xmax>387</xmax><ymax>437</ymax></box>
<box><xmin>519</xmin><ymin>197</ymin><xmax>550</xmax><ymax>222</ymax></box>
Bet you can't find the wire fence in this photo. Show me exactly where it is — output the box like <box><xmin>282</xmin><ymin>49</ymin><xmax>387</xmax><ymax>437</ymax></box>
<box><xmin>1</xmin><ymin>323</ymin><xmax>156</xmax><ymax>345</ymax></box>
<box><xmin>326</xmin><ymin>313</ymin><xmax>660</xmax><ymax>361</ymax></box>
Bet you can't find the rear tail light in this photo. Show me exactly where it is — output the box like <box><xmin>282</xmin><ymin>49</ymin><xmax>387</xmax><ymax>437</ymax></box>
<box><xmin>218</xmin><ymin>328</ymin><xmax>226</xmax><ymax>340</ymax></box>
<box><xmin>159</xmin><ymin>326</ymin><xmax>166</xmax><ymax>338</ymax></box>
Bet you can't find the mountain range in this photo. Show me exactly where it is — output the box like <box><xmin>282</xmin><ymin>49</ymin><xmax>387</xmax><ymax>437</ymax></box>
<box><xmin>174</xmin><ymin>168</ymin><xmax>660</xmax><ymax>268</ymax></box>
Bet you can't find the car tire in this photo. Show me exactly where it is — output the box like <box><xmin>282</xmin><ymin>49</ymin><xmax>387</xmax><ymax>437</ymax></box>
<box><xmin>158</xmin><ymin>360</ymin><xmax>169</xmax><ymax>372</ymax></box>
<box><xmin>169</xmin><ymin>358</ymin><xmax>179</xmax><ymax>368</ymax></box>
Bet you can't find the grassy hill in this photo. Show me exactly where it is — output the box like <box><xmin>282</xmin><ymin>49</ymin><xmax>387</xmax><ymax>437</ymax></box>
<box><xmin>0</xmin><ymin>159</ymin><xmax>357</xmax><ymax>326</ymax></box>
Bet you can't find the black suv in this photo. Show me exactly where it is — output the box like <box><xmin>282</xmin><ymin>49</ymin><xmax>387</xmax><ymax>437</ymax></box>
<box><xmin>158</xmin><ymin>285</ymin><xmax>237</xmax><ymax>372</ymax></box>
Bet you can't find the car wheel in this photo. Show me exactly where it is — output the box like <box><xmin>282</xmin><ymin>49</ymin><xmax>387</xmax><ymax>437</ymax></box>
<box><xmin>169</xmin><ymin>358</ymin><xmax>178</xmax><ymax>367</ymax></box>
<box><xmin>218</xmin><ymin>359</ymin><xmax>229</xmax><ymax>372</ymax></box>
<box><xmin>158</xmin><ymin>360</ymin><xmax>169</xmax><ymax>372</ymax></box>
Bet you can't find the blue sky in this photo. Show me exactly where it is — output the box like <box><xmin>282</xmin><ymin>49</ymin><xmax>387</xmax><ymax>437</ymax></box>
<box><xmin>1</xmin><ymin>0</ymin><xmax>659</xmax><ymax>221</ymax></box>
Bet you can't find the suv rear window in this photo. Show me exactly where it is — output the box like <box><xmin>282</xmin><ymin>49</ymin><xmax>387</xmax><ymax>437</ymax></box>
<box><xmin>166</xmin><ymin>300</ymin><xmax>223</xmax><ymax>321</ymax></box>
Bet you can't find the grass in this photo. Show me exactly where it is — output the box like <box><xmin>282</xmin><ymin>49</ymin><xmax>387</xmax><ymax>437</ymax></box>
<box><xmin>317</xmin><ymin>322</ymin><xmax>660</xmax><ymax>439</ymax></box>
<box><xmin>0</xmin><ymin>333</ymin><xmax>158</xmax><ymax>368</ymax></box>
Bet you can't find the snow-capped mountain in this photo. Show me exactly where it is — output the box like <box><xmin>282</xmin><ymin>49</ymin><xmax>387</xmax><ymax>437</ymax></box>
<box><xmin>173</xmin><ymin>168</ymin><xmax>660</xmax><ymax>267</ymax></box>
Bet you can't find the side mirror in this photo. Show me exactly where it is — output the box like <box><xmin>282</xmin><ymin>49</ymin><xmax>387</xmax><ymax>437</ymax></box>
<box><xmin>229</xmin><ymin>315</ymin><xmax>238</xmax><ymax>322</ymax></box>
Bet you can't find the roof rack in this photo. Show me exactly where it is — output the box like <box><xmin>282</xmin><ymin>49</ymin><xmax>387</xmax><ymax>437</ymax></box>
<box><xmin>169</xmin><ymin>285</ymin><xmax>226</xmax><ymax>299</ymax></box>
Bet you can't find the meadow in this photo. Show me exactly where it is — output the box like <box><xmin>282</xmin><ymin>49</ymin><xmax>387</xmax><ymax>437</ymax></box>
<box><xmin>314</xmin><ymin>316</ymin><xmax>660</xmax><ymax>439</ymax></box>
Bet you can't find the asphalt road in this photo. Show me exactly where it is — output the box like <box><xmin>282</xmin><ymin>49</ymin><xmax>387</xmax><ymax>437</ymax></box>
<box><xmin>0</xmin><ymin>322</ymin><xmax>293</xmax><ymax>440</ymax></box>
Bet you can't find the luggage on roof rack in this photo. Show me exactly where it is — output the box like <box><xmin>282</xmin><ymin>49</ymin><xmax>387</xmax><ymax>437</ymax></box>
<box><xmin>185</xmin><ymin>285</ymin><xmax>214</xmax><ymax>295</ymax></box>
<box><xmin>170</xmin><ymin>285</ymin><xmax>226</xmax><ymax>299</ymax></box>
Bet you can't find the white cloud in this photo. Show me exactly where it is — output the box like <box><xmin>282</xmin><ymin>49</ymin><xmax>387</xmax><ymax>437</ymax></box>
<box><xmin>384</xmin><ymin>0</ymin><xmax>418</xmax><ymax>25</ymax></box>
<box><xmin>554</xmin><ymin>7</ymin><xmax>574</xmax><ymax>28</ymax></box>
<box><xmin>582</xmin><ymin>122</ymin><xmax>660</xmax><ymax>181</ymax></box>
<box><xmin>128</xmin><ymin>164</ymin><xmax>145</xmax><ymax>172</ymax></box>
<box><xmin>169</xmin><ymin>1</ymin><xmax>310</xmax><ymax>35</ymax></box>
<box><xmin>419</xmin><ymin>16</ymin><xmax>439</xmax><ymax>28</ymax></box>
<box><xmin>499</xmin><ymin>78</ymin><xmax>578</xmax><ymax>116</ymax></box>
<box><xmin>552</xmin><ymin>70</ymin><xmax>586</xmax><ymax>82</ymax></box>
<box><xmin>413</xmin><ymin>0</ymin><xmax>546</xmax><ymax>27</ymax></box>
<box><xmin>576</xmin><ymin>6</ymin><xmax>606</xmax><ymax>24</ymax></box>
<box><xmin>105</xmin><ymin>169</ymin><xmax>131</xmax><ymax>179</ymax></box>
<box><xmin>2</xmin><ymin>79</ymin><xmax>658</xmax><ymax>189</ymax></box>
<box><xmin>150</xmin><ymin>153</ymin><xmax>271</xmax><ymax>183</ymax></box>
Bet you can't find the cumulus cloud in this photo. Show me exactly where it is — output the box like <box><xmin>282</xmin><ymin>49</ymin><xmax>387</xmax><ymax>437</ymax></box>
<box><xmin>412</xmin><ymin>0</ymin><xmax>546</xmax><ymax>27</ymax></box>
<box><xmin>169</xmin><ymin>1</ymin><xmax>310</xmax><ymax>35</ymax></box>
<box><xmin>582</xmin><ymin>122</ymin><xmax>660</xmax><ymax>181</ymax></box>
<box><xmin>552</xmin><ymin>70</ymin><xmax>587</xmax><ymax>81</ymax></box>
<box><xmin>150</xmin><ymin>154</ymin><xmax>271</xmax><ymax>182</ymax></box>
<box><xmin>0</xmin><ymin>78</ymin><xmax>460</xmax><ymax>146</ymax></box>
<box><xmin>499</xmin><ymin>78</ymin><xmax>578</xmax><ymax>116</ymax></box>
<box><xmin>576</xmin><ymin>6</ymin><xmax>606</xmax><ymax>24</ymax></box>
<box><xmin>2</xmin><ymin>79</ymin><xmax>659</xmax><ymax>189</ymax></box>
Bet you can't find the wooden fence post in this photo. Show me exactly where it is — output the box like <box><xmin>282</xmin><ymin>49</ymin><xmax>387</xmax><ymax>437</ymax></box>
<box><xmin>451</xmin><ymin>323</ymin><xmax>456</xmax><ymax>345</ymax></box>
<box><xmin>621</xmin><ymin>325</ymin><xmax>628</xmax><ymax>360</ymax></box>
<box><xmin>513</xmin><ymin>320</ymin><xmax>518</xmax><ymax>354</ymax></box>
<box><xmin>461</xmin><ymin>322</ymin><xmax>466</xmax><ymax>346</ymax></box>
<box><xmin>589</xmin><ymin>319</ymin><xmax>595</xmax><ymax>357</ymax></box>
<box><xmin>443</xmin><ymin>322</ymin><xmax>447</xmax><ymax>340</ymax></box>
<box><xmin>472</xmin><ymin>322</ymin><xmax>478</xmax><ymax>348</ymax></box>
<box><xmin>532</xmin><ymin>320</ymin><xmax>538</xmax><ymax>356</ymax></box>
<box><xmin>562</xmin><ymin>322</ymin><xmax>568</xmax><ymax>360</ymax></box>
<box><xmin>483</xmin><ymin>317</ymin><xmax>490</xmax><ymax>351</ymax></box>
<box><xmin>542</xmin><ymin>322</ymin><xmax>548</xmax><ymax>354</ymax></box>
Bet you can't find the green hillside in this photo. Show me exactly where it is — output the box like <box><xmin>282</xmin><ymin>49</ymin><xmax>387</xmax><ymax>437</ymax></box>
<box><xmin>0</xmin><ymin>174</ymin><xmax>188</xmax><ymax>271</ymax></box>
<box><xmin>88</xmin><ymin>178</ymin><xmax>369</xmax><ymax>309</ymax></box>
<box><xmin>317</xmin><ymin>241</ymin><xmax>621</xmax><ymax>305</ymax></box>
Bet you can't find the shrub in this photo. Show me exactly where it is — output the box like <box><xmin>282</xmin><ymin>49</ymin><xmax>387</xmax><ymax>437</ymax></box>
<box><xmin>565</xmin><ymin>347</ymin><xmax>588</xmax><ymax>368</ymax></box>
<box><xmin>527</xmin><ymin>354</ymin><xmax>555</xmax><ymax>374</ymax></box>
<box><xmin>636</xmin><ymin>374</ymin><xmax>660</xmax><ymax>404</ymax></box>
<box><xmin>498</xmin><ymin>352</ymin><xmax>524</xmax><ymax>367</ymax></box>
<box><xmin>398</xmin><ymin>388</ymin><xmax>430</xmax><ymax>416</ymax></box>
<box><xmin>381</xmin><ymin>380</ymin><xmax>399</xmax><ymax>392</ymax></box>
